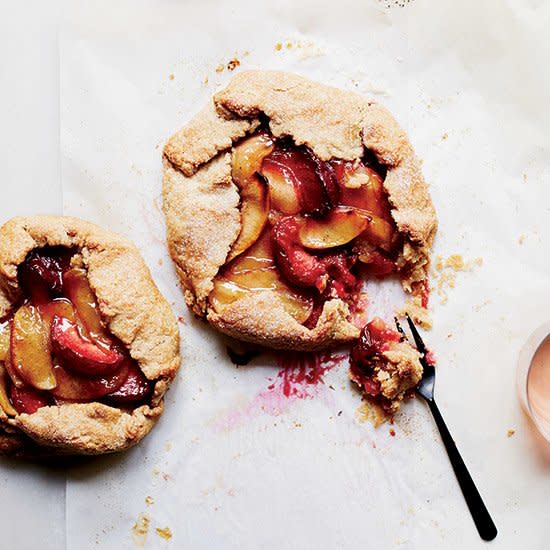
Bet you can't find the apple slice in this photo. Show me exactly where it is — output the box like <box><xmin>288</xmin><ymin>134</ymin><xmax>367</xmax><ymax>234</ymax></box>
<box><xmin>51</xmin><ymin>358</ymin><xmax>130</xmax><ymax>401</ymax></box>
<box><xmin>228</xmin><ymin>132</ymin><xmax>274</xmax><ymax>261</ymax></box>
<box><xmin>333</xmin><ymin>160</ymin><xmax>392</xmax><ymax>220</ymax></box>
<box><xmin>354</xmin><ymin>214</ymin><xmax>396</xmax><ymax>251</ymax></box>
<box><xmin>298</xmin><ymin>207</ymin><xmax>370</xmax><ymax>250</ymax></box>
<box><xmin>0</xmin><ymin>365</ymin><xmax>17</xmax><ymax>416</ymax></box>
<box><xmin>103</xmin><ymin>362</ymin><xmax>152</xmax><ymax>404</ymax></box>
<box><xmin>63</xmin><ymin>268</ymin><xmax>107</xmax><ymax>339</ymax></box>
<box><xmin>51</xmin><ymin>317</ymin><xmax>124</xmax><ymax>377</ymax></box>
<box><xmin>0</xmin><ymin>321</ymin><xmax>9</xmax><ymax>362</ymax></box>
<box><xmin>261</xmin><ymin>158</ymin><xmax>301</xmax><ymax>215</ymax></box>
<box><xmin>228</xmin><ymin>176</ymin><xmax>270</xmax><ymax>262</ymax></box>
<box><xmin>211</xmin><ymin>231</ymin><xmax>313</xmax><ymax>323</ymax></box>
<box><xmin>11</xmin><ymin>304</ymin><xmax>57</xmax><ymax>391</ymax></box>
<box><xmin>9</xmin><ymin>384</ymin><xmax>51</xmax><ymax>415</ymax></box>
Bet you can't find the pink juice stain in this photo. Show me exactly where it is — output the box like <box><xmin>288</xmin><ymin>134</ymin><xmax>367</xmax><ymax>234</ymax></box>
<box><xmin>215</xmin><ymin>351</ymin><xmax>347</xmax><ymax>431</ymax></box>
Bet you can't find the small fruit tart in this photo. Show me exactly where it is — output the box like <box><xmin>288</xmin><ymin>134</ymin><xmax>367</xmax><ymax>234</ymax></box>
<box><xmin>163</xmin><ymin>71</ymin><xmax>436</xmax><ymax>355</ymax></box>
<box><xmin>0</xmin><ymin>216</ymin><xmax>180</xmax><ymax>457</ymax></box>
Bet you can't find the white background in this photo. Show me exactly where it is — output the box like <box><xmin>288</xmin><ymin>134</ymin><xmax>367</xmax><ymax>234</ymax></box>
<box><xmin>2</xmin><ymin>1</ymin><xmax>550</xmax><ymax>549</ymax></box>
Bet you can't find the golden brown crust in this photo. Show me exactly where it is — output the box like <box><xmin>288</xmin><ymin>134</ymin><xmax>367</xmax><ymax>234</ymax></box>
<box><xmin>163</xmin><ymin>70</ymin><xmax>437</xmax><ymax>350</ymax></box>
<box><xmin>0</xmin><ymin>216</ymin><xmax>180</xmax><ymax>456</ymax></box>
<box><xmin>208</xmin><ymin>295</ymin><xmax>359</xmax><ymax>351</ymax></box>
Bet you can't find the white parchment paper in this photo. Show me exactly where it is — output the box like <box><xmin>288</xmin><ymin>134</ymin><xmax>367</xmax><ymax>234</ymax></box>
<box><xmin>60</xmin><ymin>1</ymin><xmax>550</xmax><ymax>548</ymax></box>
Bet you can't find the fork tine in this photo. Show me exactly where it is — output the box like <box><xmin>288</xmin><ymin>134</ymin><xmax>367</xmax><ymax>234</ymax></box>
<box><xmin>405</xmin><ymin>314</ymin><xmax>427</xmax><ymax>355</ymax></box>
<box><xmin>394</xmin><ymin>317</ymin><xmax>408</xmax><ymax>342</ymax></box>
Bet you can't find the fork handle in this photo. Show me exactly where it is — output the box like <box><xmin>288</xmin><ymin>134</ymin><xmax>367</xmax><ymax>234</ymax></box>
<box><xmin>427</xmin><ymin>398</ymin><xmax>497</xmax><ymax>541</ymax></box>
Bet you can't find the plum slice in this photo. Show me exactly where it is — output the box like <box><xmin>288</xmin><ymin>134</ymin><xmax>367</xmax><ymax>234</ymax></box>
<box><xmin>228</xmin><ymin>132</ymin><xmax>274</xmax><ymax>261</ymax></box>
<box><xmin>9</xmin><ymin>384</ymin><xmax>52</xmax><ymax>415</ymax></box>
<box><xmin>11</xmin><ymin>304</ymin><xmax>57</xmax><ymax>390</ymax></box>
<box><xmin>51</xmin><ymin>316</ymin><xmax>124</xmax><ymax>377</ymax></box>
<box><xmin>271</xmin><ymin>217</ymin><xmax>328</xmax><ymax>291</ymax></box>
<box><xmin>104</xmin><ymin>362</ymin><xmax>153</xmax><ymax>404</ymax></box>
<box><xmin>51</xmin><ymin>358</ymin><xmax>129</xmax><ymax>401</ymax></box>
<box><xmin>17</xmin><ymin>247</ymin><xmax>71</xmax><ymax>305</ymax></box>
<box><xmin>261</xmin><ymin>145</ymin><xmax>338</xmax><ymax>217</ymax></box>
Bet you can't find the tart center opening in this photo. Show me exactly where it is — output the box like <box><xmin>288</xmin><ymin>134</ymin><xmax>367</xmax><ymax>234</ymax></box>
<box><xmin>0</xmin><ymin>247</ymin><xmax>152</xmax><ymax>416</ymax></box>
<box><xmin>210</xmin><ymin>129</ymin><xmax>401</xmax><ymax>326</ymax></box>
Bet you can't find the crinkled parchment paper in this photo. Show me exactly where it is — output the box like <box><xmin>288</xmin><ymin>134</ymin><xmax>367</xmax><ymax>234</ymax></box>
<box><xmin>59</xmin><ymin>0</ymin><xmax>550</xmax><ymax>548</ymax></box>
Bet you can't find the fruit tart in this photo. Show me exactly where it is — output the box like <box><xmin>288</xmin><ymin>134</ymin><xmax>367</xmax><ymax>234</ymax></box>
<box><xmin>163</xmin><ymin>71</ymin><xmax>437</xmax><ymax>358</ymax></box>
<box><xmin>0</xmin><ymin>216</ymin><xmax>180</xmax><ymax>457</ymax></box>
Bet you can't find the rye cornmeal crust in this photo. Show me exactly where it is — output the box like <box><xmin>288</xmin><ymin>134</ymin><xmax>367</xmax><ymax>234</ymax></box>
<box><xmin>163</xmin><ymin>70</ymin><xmax>437</xmax><ymax>351</ymax></box>
<box><xmin>0</xmin><ymin>216</ymin><xmax>180</xmax><ymax>457</ymax></box>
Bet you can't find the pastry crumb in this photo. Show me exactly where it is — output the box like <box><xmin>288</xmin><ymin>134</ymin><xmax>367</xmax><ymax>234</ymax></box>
<box><xmin>202</xmin><ymin>76</ymin><xmax>209</xmax><ymax>86</ymax></box>
<box><xmin>275</xmin><ymin>42</ymin><xmax>283</xmax><ymax>51</ymax></box>
<box><xmin>131</xmin><ymin>514</ymin><xmax>150</xmax><ymax>548</ymax></box>
<box><xmin>227</xmin><ymin>58</ymin><xmax>240</xmax><ymax>71</ymax></box>
<box><xmin>156</xmin><ymin>527</ymin><xmax>173</xmax><ymax>541</ymax></box>
<box><xmin>523</xmin><ymin>173</ymin><xmax>528</xmax><ymax>183</ymax></box>
<box><xmin>518</xmin><ymin>234</ymin><xmax>526</xmax><ymax>245</ymax></box>
<box><xmin>215</xmin><ymin>64</ymin><xmax>225</xmax><ymax>73</ymax></box>
<box><xmin>432</xmin><ymin>254</ymin><xmax>483</xmax><ymax>304</ymax></box>
<box><xmin>441</xmin><ymin>132</ymin><xmax>448</xmax><ymax>140</ymax></box>
<box><xmin>507</xmin><ymin>429</ymin><xmax>515</xmax><ymax>437</ymax></box>
<box><xmin>145</xmin><ymin>496</ymin><xmax>154</xmax><ymax>507</ymax></box>
<box><xmin>168</xmin><ymin>73</ymin><xmax>174</xmax><ymax>81</ymax></box>
<box><xmin>286</xmin><ymin>41</ymin><xmax>293</xmax><ymax>49</ymax></box>
<box><xmin>293</xmin><ymin>421</ymin><xmax>302</xmax><ymax>428</ymax></box>
<box><xmin>356</xmin><ymin>400</ymin><xmax>386</xmax><ymax>427</ymax></box>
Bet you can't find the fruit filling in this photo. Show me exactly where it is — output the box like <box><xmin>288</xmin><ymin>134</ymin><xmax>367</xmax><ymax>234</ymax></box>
<box><xmin>349</xmin><ymin>318</ymin><xmax>423</xmax><ymax>414</ymax></box>
<box><xmin>0</xmin><ymin>248</ymin><xmax>153</xmax><ymax>416</ymax></box>
<box><xmin>210</xmin><ymin>130</ymin><xmax>402</xmax><ymax>324</ymax></box>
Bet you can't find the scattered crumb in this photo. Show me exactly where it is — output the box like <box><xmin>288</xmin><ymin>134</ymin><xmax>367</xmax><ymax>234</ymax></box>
<box><xmin>293</xmin><ymin>421</ymin><xmax>302</xmax><ymax>428</ymax></box>
<box><xmin>389</xmin><ymin>428</ymin><xmax>396</xmax><ymax>437</ymax></box>
<box><xmin>274</xmin><ymin>39</ymin><xmax>325</xmax><ymax>60</ymax></box>
<box><xmin>168</xmin><ymin>73</ymin><xmax>174</xmax><ymax>81</ymax></box>
<box><xmin>155</xmin><ymin>527</ymin><xmax>173</xmax><ymax>541</ymax></box>
<box><xmin>157</xmin><ymin>258</ymin><xmax>163</xmax><ymax>267</ymax></box>
<box><xmin>203</xmin><ymin>76</ymin><xmax>209</xmax><ymax>86</ymax></box>
<box><xmin>215</xmin><ymin>64</ymin><xmax>225</xmax><ymax>73</ymax></box>
<box><xmin>518</xmin><ymin>234</ymin><xmax>526</xmax><ymax>245</ymax></box>
<box><xmin>145</xmin><ymin>496</ymin><xmax>154</xmax><ymax>507</ymax></box>
<box><xmin>442</xmin><ymin>132</ymin><xmax>448</xmax><ymax>140</ymax></box>
<box><xmin>507</xmin><ymin>429</ymin><xmax>516</xmax><ymax>438</ymax></box>
<box><xmin>338</xmin><ymin>410</ymin><xmax>343</xmax><ymax>416</ymax></box>
<box><xmin>162</xmin><ymin>472</ymin><xmax>170</xmax><ymax>481</ymax></box>
<box><xmin>227</xmin><ymin>58</ymin><xmax>240</xmax><ymax>71</ymax></box>
<box><xmin>177</xmin><ymin>316</ymin><xmax>186</xmax><ymax>325</ymax></box>
<box><xmin>356</xmin><ymin>400</ymin><xmax>386</xmax><ymax>427</ymax></box>
<box><xmin>523</xmin><ymin>173</ymin><xmax>527</xmax><ymax>183</ymax></box>
<box><xmin>155</xmin><ymin>144</ymin><xmax>159</xmax><ymax>150</ymax></box>
<box><xmin>131</xmin><ymin>514</ymin><xmax>150</xmax><ymax>548</ymax></box>
<box><xmin>431</xmin><ymin>254</ymin><xmax>483</xmax><ymax>304</ymax></box>
<box><xmin>165</xmin><ymin>440</ymin><xmax>173</xmax><ymax>451</ymax></box>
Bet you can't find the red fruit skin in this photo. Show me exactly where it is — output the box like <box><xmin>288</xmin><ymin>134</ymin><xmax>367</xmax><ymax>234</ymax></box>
<box><xmin>321</xmin><ymin>252</ymin><xmax>359</xmax><ymax>299</ymax></box>
<box><xmin>263</xmin><ymin>146</ymin><xmax>335</xmax><ymax>217</ymax></box>
<box><xmin>9</xmin><ymin>384</ymin><xmax>52</xmax><ymax>414</ymax></box>
<box><xmin>271</xmin><ymin>217</ymin><xmax>328</xmax><ymax>291</ymax></box>
<box><xmin>103</xmin><ymin>362</ymin><xmax>153</xmax><ymax>405</ymax></box>
<box><xmin>51</xmin><ymin>316</ymin><xmax>124</xmax><ymax>377</ymax></box>
<box><xmin>18</xmin><ymin>251</ymin><xmax>64</xmax><ymax>305</ymax></box>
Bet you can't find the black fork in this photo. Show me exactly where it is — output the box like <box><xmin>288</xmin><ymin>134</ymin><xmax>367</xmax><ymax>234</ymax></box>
<box><xmin>396</xmin><ymin>315</ymin><xmax>497</xmax><ymax>541</ymax></box>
